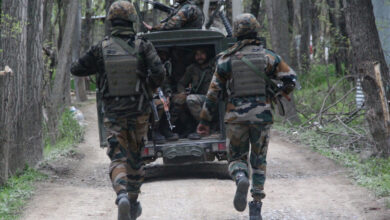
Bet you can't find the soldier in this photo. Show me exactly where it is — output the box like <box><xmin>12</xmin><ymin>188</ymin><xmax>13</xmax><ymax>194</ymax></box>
<box><xmin>152</xmin><ymin>48</ymin><xmax>179</xmax><ymax>143</ymax></box>
<box><xmin>176</xmin><ymin>47</ymin><xmax>214</xmax><ymax>139</ymax></box>
<box><xmin>143</xmin><ymin>0</ymin><xmax>204</xmax><ymax>31</ymax></box>
<box><xmin>70</xmin><ymin>1</ymin><xmax>165</xmax><ymax>220</ymax></box>
<box><xmin>197</xmin><ymin>14</ymin><xmax>296</xmax><ymax>220</ymax></box>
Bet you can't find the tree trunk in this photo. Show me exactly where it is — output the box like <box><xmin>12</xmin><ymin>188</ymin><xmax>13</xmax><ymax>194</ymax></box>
<box><xmin>265</xmin><ymin>0</ymin><xmax>300</xmax><ymax>123</ymax></box>
<box><xmin>0</xmin><ymin>0</ymin><xmax>44</xmax><ymax>184</ymax></box>
<box><xmin>46</xmin><ymin>0</ymin><xmax>79</xmax><ymax>143</ymax></box>
<box><xmin>265</xmin><ymin>0</ymin><xmax>291</xmax><ymax>63</ymax></box>
<box><xmin>105</xmin><ymin>0</ymin><xmax>116</xmax><ymax>35</ymax></box>
<box><xmin>250</xmin><ymin>0</ymin><xmax>261</xmax><ymax>18</ymax></box>
<box><xmin>74</xmin><ymin>1</ymin><xmax>87</xmax><ymax>102</ymax></box>
<box><xmin>344</xmin><ymin>0</ymin><xmax>390</xmax><ymax>157</ymax></box>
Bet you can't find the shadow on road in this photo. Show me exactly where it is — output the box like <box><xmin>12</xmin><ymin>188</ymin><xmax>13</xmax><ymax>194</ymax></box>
<box><xmin>144</xmin><ymin>162</ymin><xmax>231</xmax><ymax>182</ymax></box>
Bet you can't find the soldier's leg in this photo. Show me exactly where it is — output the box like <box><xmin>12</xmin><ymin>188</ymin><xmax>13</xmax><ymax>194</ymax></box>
<box><xmin>125</xmin><ymin>114</ymin><xmax>149</xmax><ymax>219</ymax></box>
<box><xmin>248</xmin><ymin>124</ymin><xmax>271</xmax><ymax>220</ymax></box>
<box><xmin>105</xmin><ymin>117</ymin><xmax>131</xmax><ymax>198</ymax></box>
<box><xmin>186</xmin><ymin>94</ymin><xmax>206</xmax><ymax>121</ymax></box>
<box><xmin>248</xmin><ymin>124</ymin><xmax>271</xmax><ymax>201</ymax></box>
<box><xmin>104</xmin><ymin>117</ymin><xmax>132</xmax><ymax>219</ymax></box>
<box><xmin>126</xmin><ymin>114</ymin><xmax>149</xmax><ymax>201</ymax></box>
<box><xmin>226</xmin><ymin>123</ymin><xmax>250</xmax><ymax>212</ymax></box>
<box><xmin>172</xmin><ymin>93</ymin><xmax>194</xmax><ymax>138</ymax></box>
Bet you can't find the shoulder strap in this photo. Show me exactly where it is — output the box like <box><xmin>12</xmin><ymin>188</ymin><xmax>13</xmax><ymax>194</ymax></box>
<box><xmin>193</xmin><ymin>68</ymin><xmax>208</xmax><ymax>93</ymax></box>
<box><xmin>112</xmin><ymin>37</ymin><xmax>136</xmax><ymax>55</ymax></box>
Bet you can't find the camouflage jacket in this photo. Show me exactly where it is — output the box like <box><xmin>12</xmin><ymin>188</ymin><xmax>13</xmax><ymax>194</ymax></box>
<box><xmin>70</xmin><ymin>27</ymin><xmax>165</xmax><ymax>118</ymax></box>
<box><xmin>152</xmin><ymin>1</ymin><xmax>204</xmax><ymax>31</ymax></box>
<box><xmin>177</xmin><ymin>61</ymin><xmax>214</xmax><ymax>95</ymax></box>
<box><xmin>199</xmin><ymin>39</ymin><xmax>297</xmax><ymax>125</ymax></box>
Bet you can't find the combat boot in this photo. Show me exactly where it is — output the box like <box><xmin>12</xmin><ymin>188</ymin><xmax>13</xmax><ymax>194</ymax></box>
<box><xmin>129</xmin><ymin>201</ymin><xmax>142</xmax><ymax>220</ymax></box>
<box><xmin>233</xmin><ymin>172</ymin><xmax>250</xmax><ymax>212</ymax></box>
<box><xmin>116</xmin><ymin>193</ymin><xmax>130</xmax><ymax>220</ymax></box>
<box><xmin>249</xmin><ymin>201</ymin><xmax>262</xmax><ymax>220</ymax></box>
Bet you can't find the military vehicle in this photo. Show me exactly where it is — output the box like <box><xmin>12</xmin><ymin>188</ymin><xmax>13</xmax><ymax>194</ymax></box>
<box><xmin>96</xmin><ymin>0</ymin><xmax>240</xmax><ymax>165</ymax></box>
<box><xmin>140</xmin><ymin>29</ymin><xmax>236</xmax><ymax>164</ymax></box>
<box><xmin>96</xmin><ymin>30</ymin><xmax>236</xmax><ymax>164</ymax></box>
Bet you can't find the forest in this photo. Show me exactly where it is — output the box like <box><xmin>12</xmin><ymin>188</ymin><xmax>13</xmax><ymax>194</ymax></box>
<box><xmin>1</xmin><ymin>0</ymin><xmax>390</xmax><ymax>219</ymax></box>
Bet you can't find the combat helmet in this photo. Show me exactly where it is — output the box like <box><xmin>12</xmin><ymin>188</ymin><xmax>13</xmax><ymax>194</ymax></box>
<box><xmin>107</xmin><ymin>1</ymin><xmax>137</xmax><ymax>23</ymax></box>
<box><xmin>233</xmin><ymin>13</ymin><xmax>260</xmax><ymax>38</ymax></box>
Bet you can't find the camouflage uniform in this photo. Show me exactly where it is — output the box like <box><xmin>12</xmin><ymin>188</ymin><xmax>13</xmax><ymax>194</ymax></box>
<box><xmin>71</xmin><ymin>26</ymin><xmax>165</xmax><ymax>201</ymax></box>
<box><xmin>200</xmin><ymin>39</ymin><xmax>296</xmax><ymax>201</ymax></box>
<box><xmin>177</xmin><ymin>61</ymin><xmax>214</xmax><ymax>121</ymax></box>
<box><xmin>152</xmin><ymin>0</ymin><xmax>204</xmax><ymax>31</ymax></box>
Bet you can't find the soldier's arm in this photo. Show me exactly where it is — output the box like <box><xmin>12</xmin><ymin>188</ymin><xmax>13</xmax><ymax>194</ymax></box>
<box><xmin>137</xmin><ymin>39</ymin><xmax>165</xmax><ymax>89</ymax></box>
<box><xmin>70</xmin><ymin>44</ymin><xmax>101</xmax><ymax>76</ymax></box>
<box><xmin>177</xmin><ymin>66</ymin><xmax>192</xmax><ymax>93</ymax></box>
<box><xmin>152</xmin><ymin>5</ymin><xmax>194</xmax><ymax>31</ymax></box>
<box><xmin>265</xmin><ymin>50</ymin><xmax>297</xmax><ymax>94</ymax></box>
<box><xmin>199</xmin><ymin>57</ymin><xmax>231</xmax><ymax>125</ymax></box>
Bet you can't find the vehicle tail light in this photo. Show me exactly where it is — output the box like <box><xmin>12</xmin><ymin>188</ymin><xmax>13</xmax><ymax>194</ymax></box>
<box><xmin>218</xmin><ymin>143</ymin><xmax>226</xmax><ymax>151</ymax></box>
<box><xmin>143</xmin><ymin>148</ymin><xmax>149</xmax><ymax>156</ymax></box>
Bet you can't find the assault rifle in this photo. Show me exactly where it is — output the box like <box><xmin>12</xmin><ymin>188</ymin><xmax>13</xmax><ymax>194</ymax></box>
<box><xmin>157</xmin><ymin>87</ymin><xmax>175</xmax><ymax>130</ymax></box>
<box><xmin>142</xmin><ymin>0</ymin><xmax>176</xmax><ymax>23</ymax></box>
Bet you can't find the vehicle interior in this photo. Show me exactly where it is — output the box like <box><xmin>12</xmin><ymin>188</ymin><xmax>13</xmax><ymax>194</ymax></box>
<box><xmin>147</xmin><ymin>44</ymin><xmax>223</xmax><ymax>143</ymax></box>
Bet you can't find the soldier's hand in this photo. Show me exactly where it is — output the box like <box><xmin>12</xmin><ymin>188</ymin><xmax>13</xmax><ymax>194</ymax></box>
<box><xmin>197</xmin><ymin>124</ymin><xmax>210</xmax><ymax>136</ymax></box>
<box><xmin>143</xmin><ymin>22</ymin><xmax>153</xmax><ymax>31</ymax></box>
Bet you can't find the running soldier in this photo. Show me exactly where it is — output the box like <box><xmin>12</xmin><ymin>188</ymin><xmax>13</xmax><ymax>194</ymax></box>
<box><xmin>197</xmin><ymin>14</ymin><xmax>297</xmax><ymax>220</ymax></box>
<box><xmin>70</xmin><ymin>2</ymin><xmax>165</xmax><ymax>219</ymax></box>
<box><xmin>143</xmin><ymin>0</ymin><xmax>204</xmax><ymax>31</ymax></box>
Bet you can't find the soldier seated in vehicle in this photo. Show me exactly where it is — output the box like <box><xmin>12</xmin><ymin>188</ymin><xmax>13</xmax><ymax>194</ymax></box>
<box><xmin>151</xmin><ymin>48</ymin><xmax>179</xmax><ymax>144</ymax></box>
<box><xmin>143</xmin><ymin>0</ymin><xmax>204</xmax><ymax>31</ymax></box>
<box><xmin>172</xmin><ymin>47</ymin><xmax>214</xmax><ymax>139</ymax></box>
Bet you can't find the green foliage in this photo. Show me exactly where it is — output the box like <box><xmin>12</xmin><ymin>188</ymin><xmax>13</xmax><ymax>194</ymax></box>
<box><xmin>0</xmin><ymin>167</ymin><xmax>47</xmax><ymax>220</ymax></box>
<box><xmin>0</xmin><ymin>12</ymin><xmax>24</xmax><ymax>39</ymax></box>
<box><xmin>44</xmin><ymin>109</ymin><xmax>85</xmax><ymax>158</ymax></box>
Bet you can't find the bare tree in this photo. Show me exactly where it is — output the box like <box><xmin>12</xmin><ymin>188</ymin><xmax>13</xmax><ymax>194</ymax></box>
<box><xmin>250</xmin><ymin>0</ymin><xmax>261</xmax><ymax>18</ymax></box>
<box><xmin>73</xmin><ymin>1</ymin><xmax>88</xmax><ymax>102</ymax></box>
<box><xmin>344</xmin><ymin>0</ymin><xmax>390</xmax><ymax>157</ymax></box>
<box><xmin>0</xmin><ymin>0</ymin><xmax>44</xmax><ymax>183</ymax></box>
<box><xmin>265</xmin><ymin>0</ymin><xmax>300</xmax><ymax>123</ymax></box>
<box><xmin>46</xmin><ymin>0</ymin><xmax>79</xmax><ymax>143</ymax></box>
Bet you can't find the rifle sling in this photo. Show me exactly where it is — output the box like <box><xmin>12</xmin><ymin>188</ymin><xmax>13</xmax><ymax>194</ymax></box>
<box><xmin>193</xmin><ymin>69</ymin><xmax>208</xmax><ymax>94</ymax></box>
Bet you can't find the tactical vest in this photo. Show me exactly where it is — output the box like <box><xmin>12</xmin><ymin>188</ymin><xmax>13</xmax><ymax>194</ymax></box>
<box><xmin>102</xmin><ymin>37</ymin><xmax>139</xmax><ymax>97</ymax></box>
<box><xmin>228</xmin><ymin>45</ymin><xmax>268</xmax><ymax>98</ymax></box>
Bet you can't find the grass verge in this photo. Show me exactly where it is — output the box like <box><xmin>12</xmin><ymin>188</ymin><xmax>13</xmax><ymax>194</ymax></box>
<box><xmin>44</xmin><ymin>108</ymin><xmax>85</xmax><ymax>160</ymax></box>
<box><xmin>0</xmin><ymin>168</ymin><xmax>47</xmax><ymax>220</ymax></box>
<box><xmin>274</xmin><ymin>123</ymin><xmax>390</xmax><ymax>198</ymax></box>
<box><xmin>0</xmin><ymin>108</ymin><xmax>85</xmax><ymax>219</ymax></box>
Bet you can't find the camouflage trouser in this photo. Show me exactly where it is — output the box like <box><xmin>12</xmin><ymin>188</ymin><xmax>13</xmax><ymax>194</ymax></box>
<box><xmin>186</xmin><ymin>94</ymin><xmax>206</xmax><ymax>121</ymax></box>
<box><xmin>226</xmin><ymin>123</ymin><xmax>271</xmax><ymax>201</ymax></box>
<box><xmin>104</xmin><ymin>115</ymin><xmax>149</xmax><ymax>200</ymax></box>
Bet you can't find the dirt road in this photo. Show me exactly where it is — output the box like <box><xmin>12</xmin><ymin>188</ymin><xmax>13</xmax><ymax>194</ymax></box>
<box><xmin>23</xmin><ymin>103</ymin><xmax>389</xmax><ymax>220</ymax></box>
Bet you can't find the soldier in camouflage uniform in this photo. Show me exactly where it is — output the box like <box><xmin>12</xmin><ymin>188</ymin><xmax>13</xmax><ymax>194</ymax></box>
<box><xmin>143</xmin><ymin>0</ymin><xmax>204</xmax><ymax>31</ymax></box>
<box><xmin>197</xmin><ymin>14</ymin><xmax>296</xmax><ymax>220</ymax></box>
<box><xmin>152</xmin><ymin>48</ymin><xmax>179</xmax><ymax>143</ymax></box>
<box><xmin>70</xmin><ymin>2</ymin><xmax>165</xmax><ymax>219</ymax></box>
<box><xmin>175</xmin><ymin>47</ymin><xmax>214</xmax><ymax>139</ymax></box>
